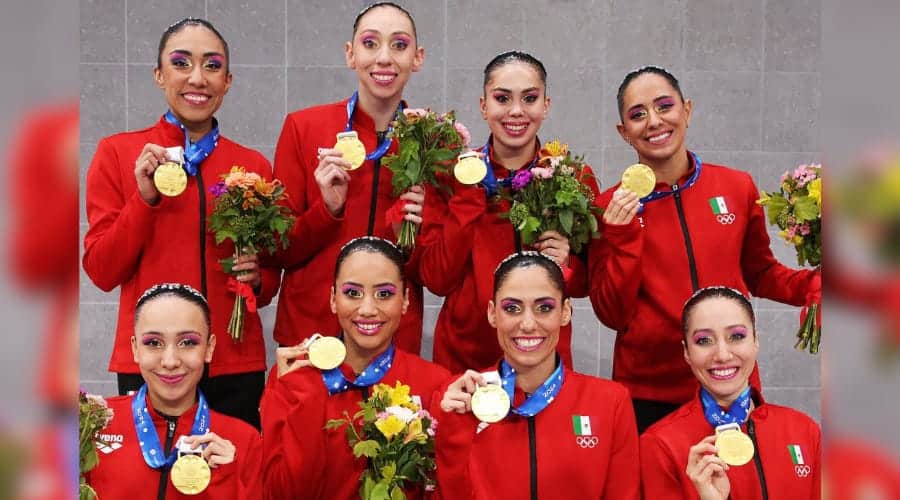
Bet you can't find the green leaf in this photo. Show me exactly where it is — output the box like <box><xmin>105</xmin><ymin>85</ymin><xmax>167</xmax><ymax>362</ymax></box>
<box><xmin>353</xmin><ymin>440</ymin><xmax>381</xmax><ymax>458</ymax></box>
<box><xmin>559</xmin><ymin>208</ymin><xmax>574</xmax><ymax>234</ymax></box>
<box><xmin>371</xmin><ymin>482</ymin><xmax>391</xmax><ymax>500</ymax></box>
<box><xmin>793</xmin><ymin>196</ymin><xmax>820</xmax><ymax>221</ymax></box>
<box><xmin>324</xmin><ymin>418</ymin><xmax>347</xmax><ymax>431</ymax></box>
<box><xmin>760</xmin><ymin>195</ymin><xmax>789</xmax><ymax>225</ymax></box>
<box><xmin>391</xmin><ymin>487</ymin><xmax>407</xmax><ymax>500</ymax></box>
<box><xmin>361</xmin><ymin>475</ymin><xmax>376</xmax><ymax>500</ymax></box>
<box><xmin>381</xmin><ymin>462</ymin><xmax>396</xmax><ymax>481</ymax></box>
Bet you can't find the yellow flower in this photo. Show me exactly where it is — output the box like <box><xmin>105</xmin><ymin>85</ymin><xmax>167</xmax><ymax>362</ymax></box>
<box><xmin>385</xmin><ymin>381</ymin><xmax>412</xmax><ymax>408</ymax></box>
<box><xmin>375</xmin><ymin>415</ymin><xmax>405</xmax><ymax>440</ymax></box>
<box><xmin>541</xmin><ymin>139</ymin><xmax>568</xmax><ymax>158</ymax></box>
<box><xmin>404</xmin><ymin>417</ymin><xmax>425</xmax><ymax>444</ymax></box>
<box><xmin>807</xmin><ymin>178</ymin><xmax>821</xmax><ymax>206</ymax></box>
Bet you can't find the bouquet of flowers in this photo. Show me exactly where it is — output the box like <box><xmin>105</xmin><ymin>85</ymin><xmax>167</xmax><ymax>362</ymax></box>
<box><xmin>325</xmin><ymin>381</ymin><xmax>437</xmax><ymax>500</ymax></box>
<box><xmin>757</xmin><ymin>163</ymin><xmax>822</xmax><ymax>353</ymax></box>
<box><xmin>80</xmin><ymin>391</ymin><xmax>114</xmax><ymax>500</ymax></box>
<box><xmin>383</xmin><ymin>108</ymin><xmax>470</xmax><ymax>253</ymax></box>
<box><xmin>208</xmin><ymin>166</ymin><xmax>295</xmax><ymax>342</ymax></box>
<box><xmin>500</xmin><ymin>140</ymin><xmax>601</xmax><ymax>253</ymax></box>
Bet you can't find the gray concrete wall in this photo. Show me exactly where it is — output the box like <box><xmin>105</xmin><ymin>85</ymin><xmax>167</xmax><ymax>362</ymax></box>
<box><xmin>80</xmin><ymin>0</ymin><xmax>821</xmax><ymax>419</ymax></box>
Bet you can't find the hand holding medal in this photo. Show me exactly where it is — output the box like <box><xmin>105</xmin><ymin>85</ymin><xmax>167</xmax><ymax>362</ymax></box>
<box><xmin>620</xmin><ymin>163</ymin><xmax>656</xmax><ymax>197</ymax></box>
<box><xmin>333</xmin><ymin>131</ymin><xmax>366</xmax><ymax>170</ymax></box>
<box><xmin>171</xmin><ymin>433</ymin><xmax>237</xmax><ymax>495</ymax></box>
<box><xmin>454</xmin><ymin>150</ymin><xmax>488</xmax><ymax>185</ymax></box>
<box><xmin>470</xmin><ymin>370</ymin><xmax>511</xmax><ymax>424</ymax></box>
<box><xmin>713</xmin><ymin>423</ymin><xmax>754</xmax><ymax>466</ymax></box>
<box><xmin>686</xmin><ymin>435</ymin><xmax>732</xmax><ymax>500</ymax></box>
<box><xmin>153</xmin><ymin>146</ymin><xmax>188</xmax><ymax>197</ymax></box>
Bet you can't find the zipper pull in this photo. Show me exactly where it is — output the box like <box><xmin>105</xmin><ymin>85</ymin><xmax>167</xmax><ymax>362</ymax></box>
<box><xmin>167</xmin><ymin>419</ymin><xmax>176</xmax><ymax>437</ymax></box>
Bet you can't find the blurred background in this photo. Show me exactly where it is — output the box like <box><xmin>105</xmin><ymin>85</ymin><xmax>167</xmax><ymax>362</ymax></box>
<box><xmin>0</xmin><ymin>0</ymin><xmax>896</xmax><ymax>497</ymax></box>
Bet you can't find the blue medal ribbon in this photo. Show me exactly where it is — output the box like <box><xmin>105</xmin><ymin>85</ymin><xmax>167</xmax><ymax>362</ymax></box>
<box><xmin>322</xmin><ymin>342</ymin><xmax>395</xmax><ymax>395</ymax></box>
<box><xmin>164</xmin><ymin>110</ymin><xmax>220</xmax><ymax>176</ymax></box>
<box><xmin>499</xmin><ymin>355</ymin><xmax>564</xmax><ymax>417</ymax></box>
<box><xmin>479</xmin><ymin>137</ymin><xmax>538</xmax><ymax>198</ymax></box>
<box><xmin>344</xmin><ymin>91</ymin><xmax>402</xmax><ymax>162</ymax></box>
<box><xmin>636</xmin><ymin>151</ymin><xmax>703</xmax><ymax>214</ymax></box>
<box><xmin>699</xmin><ymin>386</ymin><xmax>752</xmax><ymax>427</ymax></box>
<box><xmin>131</xmin><ymin>384</ymin><xmax>210</xmax><ymax>469</ymax></box>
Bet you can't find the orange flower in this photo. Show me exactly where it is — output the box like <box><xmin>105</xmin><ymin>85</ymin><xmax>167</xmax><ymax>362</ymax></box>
<box><xmin>255</xmin><ymin>178</ymin><xmax>276</xmax><ymax>198</ymax></box>
<box><xmin>539</xmin><ymin>139</ymin><xmax>568</xmax><ymax>161</ymax></box>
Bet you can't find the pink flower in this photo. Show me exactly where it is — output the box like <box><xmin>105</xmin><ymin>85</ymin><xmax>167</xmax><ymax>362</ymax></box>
<box><xmin>531</xmin><ymin>166</ymin><xmax>554</xmax><ymax>179</ymax></box>
<box><xmin>786</xmin><ymin>226</ymin><xmax>797</xmax><ymax>239</ymax></box>
<box><xmin>780</xmin><ymin>172</ymin><xmax>789</xmax><ymax>184</ymax></box>
<box><xmin>799</xmin><ymin>223</ymin><xmax>811</xmax><ymax>236</ymax></box>
<box><xmin>454</xmin><ymin>121</ymin><xmax>471</xmax><ymax>148</ymax></box>
<box><xmin>403</xmin><ymin>108</ymin><xmax>428</xmax><ymax>118</ymax></box>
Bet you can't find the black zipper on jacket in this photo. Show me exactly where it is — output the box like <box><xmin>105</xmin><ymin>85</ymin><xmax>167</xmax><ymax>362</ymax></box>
<box><xmin>672</xmin><ymin>184</ymin><xmax>699</xmax><ymax>292</ymax></box>
<box><xmin>747</xmin><ymin>418</ymin><xmax>769</xmax><ymax>500</ymax></box>
<box><xmin>196</xmin><ymin>172</ymin><xmax>208</xmax><ymax>297</ymax></box>
<box><xmin>156</xmin><ymin>418</ymin><xmax>177</xmax><ymax>500</ymax></box>
<box><xmin>366</xmin><ymin>132</ymin><xmax>386</xmax><ymax>236</ymax></box>
<box><xmin>359</xmin><ymin>386</ymin><xmax>370</xmax><ymax>399</ymax></box>
<box><xmin>528</xmin><ymin>416</ymin><xmax>537</xmax><ymax>500</ymax></box>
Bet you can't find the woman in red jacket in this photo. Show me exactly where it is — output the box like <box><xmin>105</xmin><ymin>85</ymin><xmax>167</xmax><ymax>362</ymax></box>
<box><xmin>270</xmin><ymin>2</ymin><xmax>428</xmax><ymax>355</ymax></box>
<box><xmin>86</xmin><ymin>283</ymin><xmax>262</xmax><ymax>499</ymax></box>
<box><xmin>640</xmin><ymin>286</ymin><xmax>820</xmax><ymax>500</ymax></box>
<box><xmin>589</xmin><ymin>66</ymin><xmax>819</xmax><ymax>432</ymax></box>
<box><xmin>260</xmin><ymin>236</ymin><xmax>450</xmax><ymax>499</ymax></box>
<box><xmin>418</xmin><ymin>51</ymin><xmax>599</xmax><ymax>373</ymax></box>
<box><xmin>83</xmin><ymin>18</ymin><xmax>278</xmax><ymax>428</ymax></box>
<box><xmin>433</xmin><ymin>252</ymin><xmax>639</xmax><ymax>500</ymax></box>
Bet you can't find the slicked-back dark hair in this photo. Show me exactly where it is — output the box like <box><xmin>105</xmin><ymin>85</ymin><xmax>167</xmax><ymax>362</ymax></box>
<box><xmin>352</xmin><ymin>2</ymin><xmax>418</xmax><ymax>44</ymax></box>
<box><xmin>157</xmin><ymin>17</ymin><xmax>230</xmax><ymax>71</ymax></box>
<box><xmin>483</xmin><ymin>50</ymin><xmax>548</xmax><ymax>94</ymax></box>
<box><xmin>493</xmin><ymin>251</ymin><xmax>565</xmax><ymax>298</ymax></box>
<box><xmin>135</xmin><ymin>283</ymin><xmax>211</xmax><ymax>332</ymax></box>
<box><xmin>681</xmin><ymin>286</ymin><xmax>755</xmax><ymax>338</ymax></box>
<box><xmin>616</xmin><ymin>65</ymin><xmax>684</xmax><ymax>120</ymax></box>
<box><xmin>334</xmin><ymin>236</ymin><xmax>406</xmax><ymax>284</ymax></box>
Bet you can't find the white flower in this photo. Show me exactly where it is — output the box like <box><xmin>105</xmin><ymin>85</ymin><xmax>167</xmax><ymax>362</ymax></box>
<box><xmin>385</xmin><ymin>405</ymin><xmax>416</xmax><ymax>423</ymax></box>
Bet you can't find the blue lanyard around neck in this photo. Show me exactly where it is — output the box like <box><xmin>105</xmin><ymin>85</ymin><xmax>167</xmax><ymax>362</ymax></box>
<box><xmin>131</xmin><ymin>384</ymin><xmax>210</xmax><ymax>469</ymax></box>
<box><xmin>164</xmin><ymin>110</ymin><xmax>219</xmax><ymax>176</ymax></box>
<box><xmin>321</xmin><ymin>342</ymin><xmax>395</xmax><ymax>395</ymax></box>
<box><xmin>344</xmin><ymin>91</ymin><xmax>402</xmax><ymax>162</ymax></box>
<box><xmin>480</xmin><ymin>137</ymin><xmax>538</xmax><ymax>198</ymax></box>
<box><xmin>700</xmin><ymin>386</ymin><xmax>752</xmax><ymax>427</ymax></box>
<box><xmin>499</xmin><ymin>356</ymin><xmax>564</xmax><ymax>418</ymax></box>
<box><xmin>636</xmin><ymin>151</ymin><xmax>703</xmax><ymax>214</ymax></box>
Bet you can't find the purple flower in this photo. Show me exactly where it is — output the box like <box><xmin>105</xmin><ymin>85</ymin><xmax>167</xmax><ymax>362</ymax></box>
<box><xmin>511</xmin><ymin>169</ymin><xmax>533</xmax><ymax>190</ymax></box>
<box><xmin>209</xmin><ymin>181</ymin><xmax>228</xmax><ymax>197</ymax></box>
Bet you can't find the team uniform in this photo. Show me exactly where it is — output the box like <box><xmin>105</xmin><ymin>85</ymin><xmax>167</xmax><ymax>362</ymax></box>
<box><xmin>260</xmin><ymin>346</ymin><xmax>450</xmax><ymax>499</ymax></box>
<box><xmin>269</xmin><ymin>99</ymin><xmax>424</xmax><ymax>354</ymax></box>
<box><xmin>418</xmin><ymin>140</ymin><xmax>597</xmax><ymax>373</ymax></box>
<box><xmin>432</xmin><ymin>367</ymin><xmax>640</xmax><ymax>500</ymax></box>
<box><xmin>83</xmin><ymin>115</ymin><xmax>279</xmax><ymax>426</ymax></box>
<box><xmin>86</xmin><ymin>392</ymin><xmax>263</xmax><ymax>499</ymax></box>
<box><xmin>589</xmin><ymin>152</ymin><xmax>816</xmax><ymax>406</ymax></box>
<box><xmin>640</xmin><ymin>391</ymin><xmax>821</xmax><ymax>500</ymax></box>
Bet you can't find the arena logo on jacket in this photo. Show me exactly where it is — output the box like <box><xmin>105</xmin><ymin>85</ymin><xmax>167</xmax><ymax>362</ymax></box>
<box><xmin>708</xmin><ymin>196</ymin><xmax>736</xmax><ymax>225</ymax></box>
<box><xmin>95</xmin><ymin>432</ymin><xmax>124</xmax><ymax>454</ymax></box>
<box><xmin>571</xmin><ymin>415</ymin><xmax>598</xmax><ymax>448</ymax></box>
<box><xmin>787</xmin><ymin>444</ymin><xmax>811</xmax><ymax>478</ymax></box>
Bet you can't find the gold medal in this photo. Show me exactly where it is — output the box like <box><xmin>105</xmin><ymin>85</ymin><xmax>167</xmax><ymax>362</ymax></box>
<box><xmin>715</xmin><ymin>424</ymin><xmax>755</xmax><ymax>466</ymax></box>
<box><xmin>333</xmin><ymin>131</ymin><xmax>366</xmax><ymax>170</ymax></box>
<box><xmin>620</xmin><ymin>163</ymin><xmax>656</xmax><ymax>198</ymax></box>
<box><xmin>153</xmin><ymin>161</ymin><xmax>187</xmax><ymax>197</ymax></box>
<box><xmin>307</xmin><ymin>335</ymin><xmax>346</xmax><ymax>370</ymax></box>
<box><xmin>454</xmin><ymin>151</ymin><xmax>488</xmax><ymax>185</ymax></box>
<box><xmin>471</xmin><ymin>384</ymin><xmax>510</xmax><ymax>424</ymax></box>
<box><xmin>170</xmin><ymin>453</ymin><xmax>211</xmax><ymax>495</ymax></box>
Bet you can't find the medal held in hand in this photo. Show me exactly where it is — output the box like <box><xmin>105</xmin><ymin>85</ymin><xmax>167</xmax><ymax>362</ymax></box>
<box><xmin>471</xmin><ymin>371</ymin><xmax>511</xmax><ymax>423</ymax></box>
<box><xmin>620</xmin><ymin>163</ymin><xmax>656</xmax><ymax>198</ymax></box>
<box><xmin>304</xmin><ymin>334</ymin><xmax>346</xmax><ymax>370</ymax></box>
<box><xmin>714</xmin><ymin>423</ymin><xmax>755</xmax><ymax>466</ymax></box>
<box><xmin>153</xmin><ymin>146</ymin><xmax>188</xmax><ymax>197</ymax></box>
<box><xmin>454</xmin><ymin>151</ymin><xmax>488</xmax><ymax>185</ymax></box>
<box><xmin>171</xmin><ymin>452</ymin><xmax>211</xmax><ymax>495</ymax></box>
<box><xmin>333</xmin><ymin>131</ymin><xmax>366</xmax><ymax>170</ymax></box>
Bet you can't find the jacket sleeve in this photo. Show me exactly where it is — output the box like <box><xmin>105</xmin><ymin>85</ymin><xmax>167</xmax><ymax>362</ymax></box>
<box><xmin>237</xmin><ymin>429</ymin><xmax>264</xmax><ymax>499</ymax></box>
<box><xmin>588</xmin><ymin>217</ymin><xmax>644</xmax><ymax>332</ymax></box>
<box><xmin>564</xmin><ymin>164</ymin><xmax>602</xmax><ymax>298</ymax></box>
<box><xmin>430</xmin><ymin>385</ymin><xmax>477</xmax><ymax>500</ymax></box>
<box><xmin>269</xmin><ymin>115</ymin><xmax>343</xmax><ymax>270</ymax></box>
<box><xmin>260</xmin><ymin>369</ymin><xmax>327</xmax><ymax>500</ymax></box>
<box><xmin>603</xmin><ymin>386</ymin><xmax>641</xmax><ymax>500</ymax></box>
<box><xmin>416</xmin><ymin>181</ymin><xmax>487</xmax><ymax>296</ymax></box>
<box><xmin>82</xmin><ymin>138</ymin><xmax>162</xmax><ymax>292</ymax></box>
<box><xmin>740</xmin><ymin>175</ymin><xmax>814</xmax><ymax>305</ymax></box>
<box><xmin>639</xmin><ymin>432</ymin><xmax>695</xmax><ymax>500</ymax></box>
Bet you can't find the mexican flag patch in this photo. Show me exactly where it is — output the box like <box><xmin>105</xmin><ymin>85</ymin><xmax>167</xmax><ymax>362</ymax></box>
<box><xmin>572</xmin><ymin>415</ymin><xmax>593</xmax><ymax>436</ymax></box>
<box><xmin>787</xmin><ymin>444</ymin><xmax>805</xmax><ymax>465</ymax></box>
<box><xmin>709</xmin><ymin>196</ymin><xmax>729</xmax><ymax>215</ymax></box>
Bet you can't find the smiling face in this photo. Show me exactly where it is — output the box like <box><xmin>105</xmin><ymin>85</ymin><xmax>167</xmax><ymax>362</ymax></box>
<box><xmin>132</xmin><ymin>295</ymin><xmax>215</xmax><ymax>415</ymax></box>
<box><xmin>488</xmin><ymin>264</ymin><xmax>571</xmax><ymax>374</ymax></box>
<box><xmin>331</xmin><ymin>250</ymin><xmax>409</xmax><ymax>360</ymax></box>
<box><xmin>154</xmin><ymin>25</ymin><xmax>231</xmax><ymax>138</ymax></box>
<box><xmin>480</xmin><ymin>62</ymin><xmax>550</xmax><ymax>158</ymax></box>
<box><xmin>616</xmin><ymin>72</ymin><xmax>692</xmax><ymax>166</ymax></box>
<box><xmin>345</xmin><ymin>5</ymin><xmax>424</xmax><ymax>106</ymax></box>
<box><xmin>682</xmin><ymin>296</ymin><xmax>759</xmax><ymax>407</ymax></box>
